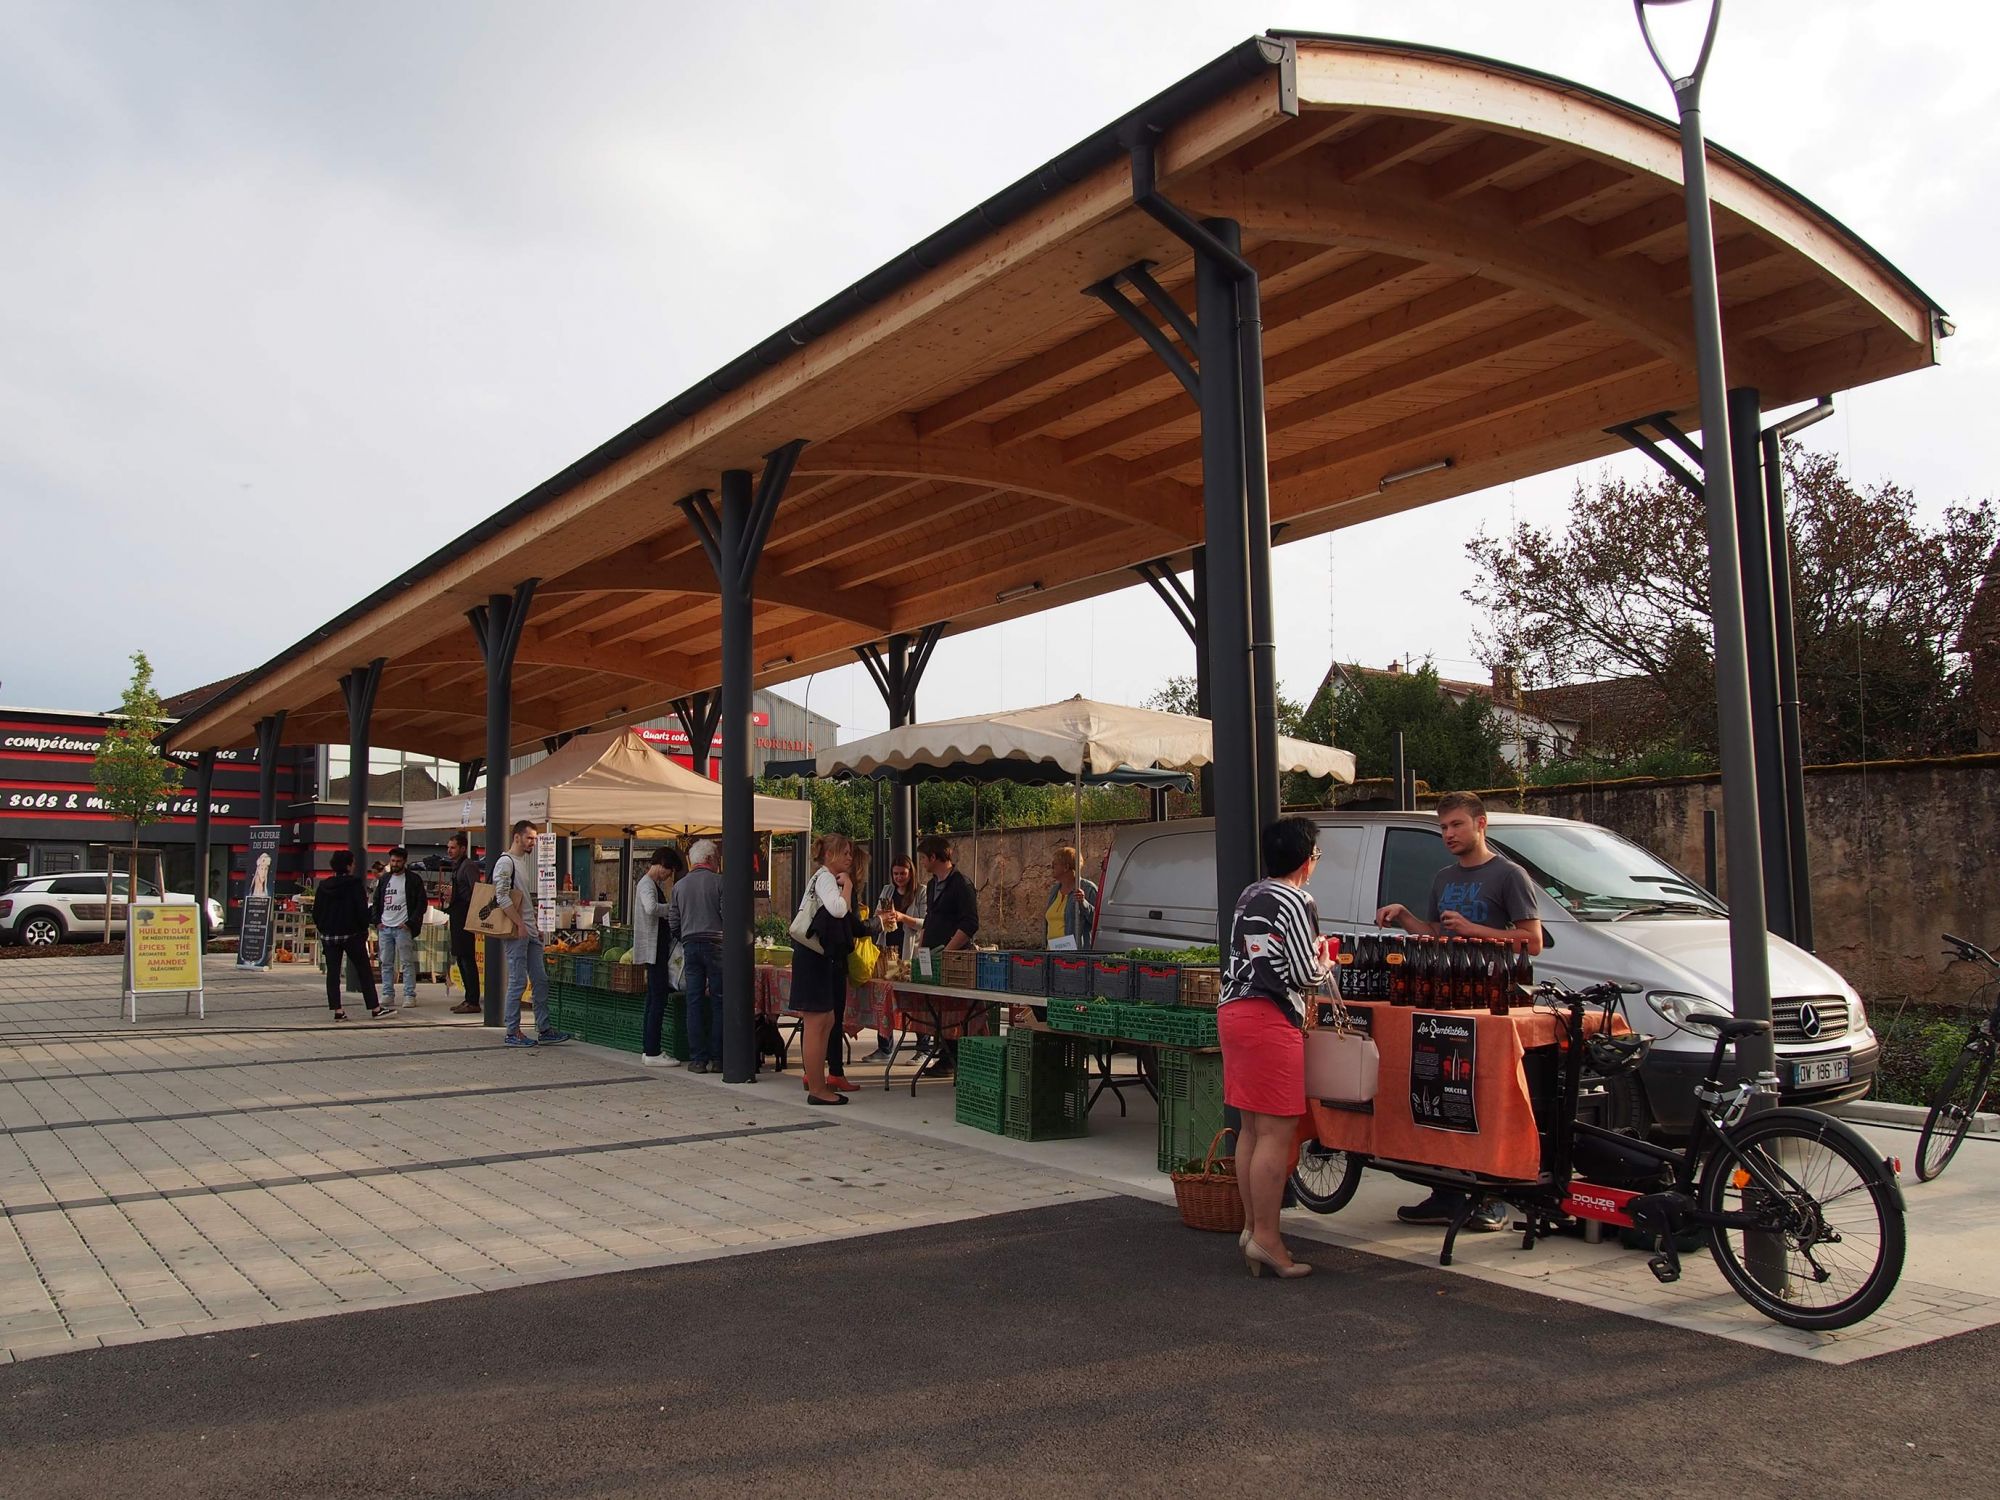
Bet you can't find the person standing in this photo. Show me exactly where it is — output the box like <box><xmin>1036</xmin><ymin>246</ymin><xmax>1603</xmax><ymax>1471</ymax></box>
<box><xmin>1219</xmin><ymin>816</ymin><xmax>1333</xmax><ymax>1279</ymax></box>
<box><xmin>1042</xmin><ymin>845</ymin><xmax>1098</xmax><ymax>949</ymax></box>
<box><xmin>636</xmin><ymin>845</ymin><xmax>685</xmax><ymax>1068</ymax></box>
<box><xmin>867</xmin><ymin>855</ymin><xmax>925</xmax><ymax>1062</ymax></box>
<box><xmin>917</xmin><ymin>834</ymin><xmax>978</xmax><ymax>1078</ymax></box>
<box><xmin>315</xmin><ymin>849</ymin><xmax>390</xmax><ymax>1021</ymax></box>
<box><xmin>444</xmin><ymin>833</ymin><xmax>482</xmax><ymax>1015</ymax></box>
<box><xmin>493</xmin><ymin>820</ymin><xmax>572</xmax><ymax>1049</ymax></box>
<box><xmin>369</xmin><ymin>845</ymin><xmax>428</xmax><ymax>1007</ymax></box>
<box><xmin>820</xmin><ymin>843</ymin><xmax>869</xmax><ymax>1092</ymax></box>
<box><xmin>1375</xmin><ymin>789</ymin><xmax>1544</xmax><ymax>1232</ymax></box>
<box><xmin>668</xmin><ymin>840</ymin><xmax>725</xmax><ymax>1073</ymax></box>
<box><xmin>789</xmin><ymin>834</ymin><xmax>855</xmax><ymax>1105</ymax></box>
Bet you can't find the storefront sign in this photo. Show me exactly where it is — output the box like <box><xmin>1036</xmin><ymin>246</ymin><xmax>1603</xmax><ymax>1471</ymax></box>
<box><xmin>753</xmin><ymin>832</ymin><xmax>772</xmax><ymax>896</ymax></box>
<box><xmin>237</xmin><ymin>825</ymin><xmax>282</xmax><ymax>968</ymax></box>
<box><xmin>128</xmin><ymin>904</ymin><xmax>202</xmax><ymax>992</ymax></box>
<box><xmin>1409</xmin><ymin>1011</ymin><xmax>1479</xmax><ymax>1133</ymax></box>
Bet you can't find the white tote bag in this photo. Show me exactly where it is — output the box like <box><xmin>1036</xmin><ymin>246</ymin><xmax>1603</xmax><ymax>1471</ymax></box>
<box><xmin>788</xmin><ymin>880</ymin><xmax>824</xmax><ymax>955</ymax></box>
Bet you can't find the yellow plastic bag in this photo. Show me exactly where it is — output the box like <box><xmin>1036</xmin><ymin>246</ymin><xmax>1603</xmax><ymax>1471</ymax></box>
<box><xmin>847</xmin><ymin>935</ymin><xmax>880</xmax><ymax>985</ymax></box>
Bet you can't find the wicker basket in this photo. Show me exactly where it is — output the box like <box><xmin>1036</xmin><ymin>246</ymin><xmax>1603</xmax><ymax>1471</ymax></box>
<box><xmin>1170</xmin><ymin>1128</ymin><xmax>1244</xmax><ymax>1233</ymax></box>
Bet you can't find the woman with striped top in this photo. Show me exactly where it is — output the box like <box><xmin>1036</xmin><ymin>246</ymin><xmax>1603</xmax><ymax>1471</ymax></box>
<box><xmin>1219</xmin><ymin>816</ymin><xmax>1334</xmax><ymax>1279</ymax></box>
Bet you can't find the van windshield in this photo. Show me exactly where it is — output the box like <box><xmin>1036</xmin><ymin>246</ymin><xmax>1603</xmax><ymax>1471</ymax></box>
<box><xmin>1488</xmin><ymin>824</ymin><xmax>1724</xmax><ymax>921</ymax></box>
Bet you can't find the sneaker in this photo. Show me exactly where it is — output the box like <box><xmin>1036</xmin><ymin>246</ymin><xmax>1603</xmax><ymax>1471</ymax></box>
<box><xmin>537</xmin><ymin>1029</ymin><xmax>572</xmax><ymax>1045</ymax></box>
<box><xmin>865</xmin><ymin>1044</ymin><xmax>895</xmax><ymax>1062</ymax></box>
<box><xmin>642</xmin><ymin>1053</ymin><xmax>683</xmax><ymax>1068</ymax></box>
<box><xmin>1466</xmin><ymin>1200</ymin><xmax>1510</xmax><ymax>1233</ymax></box>
<box><xmin>370</xmin><ymin>1005</ymin><xmax>398</xmax><ymax>1020</ymax></box>
<box><xmin>503</xmin><ymin>1032</ymin><xmax>537</xmax><ymax>1048</ymax></box>
<box><xmin>1396</xmin><ymin>1191</ymin><xmax>1464</xmax><ymax>1226</ymax></box>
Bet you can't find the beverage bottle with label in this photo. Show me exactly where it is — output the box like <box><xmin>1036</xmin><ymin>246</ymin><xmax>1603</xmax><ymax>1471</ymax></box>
<box><xmin>1486</xmin><ymin>941</ymin><xmax>1512</xmax><ymax>1015</ymax></box>
<box><xmin>1415</xmin><ymin>936</ymin><xmax>1438</xmax><ymax>1007</ymax></box>
<box><xmin>1335</xmin><ymin>932</ymin><xmax>1356</xmax><ymax>999</ymax></box>
<box><xmin>1512</xmin><ymin>944</ymin><xmax>1535</xmax><ymax>997</ymax></box>
<box><xmin>1444</xmin><ymin>937</ymin><xmax>1467</xmax><ymax>1008</ymax></box>
<box><xmin>1349</xmin><ymin>931</ymin><xmax>1371</xmax><ymax>999</ymax></box>
<box><xmin>1385</xmin><ymin>949</ymin><xmax>1408</xmax><ymax>1005</ymax></box>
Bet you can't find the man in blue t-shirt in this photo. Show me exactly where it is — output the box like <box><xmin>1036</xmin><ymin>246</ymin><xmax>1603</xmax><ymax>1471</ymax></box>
<box><xmin>1375</xmin><ymin>790</ymin><xmax>1545</xmax><ymax>1232</ymax></box>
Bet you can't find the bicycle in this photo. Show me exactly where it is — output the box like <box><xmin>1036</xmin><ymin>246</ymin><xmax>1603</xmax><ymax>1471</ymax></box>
<box><xmin>1914</xmin><ymin>933</ymin><xmax>2000</xmax><ymax>1182</ymax></box>
<box><xmin>1291</xmin><ymin>980</ymin><xmax>1906</xmax><ymax>1330</ymax></box>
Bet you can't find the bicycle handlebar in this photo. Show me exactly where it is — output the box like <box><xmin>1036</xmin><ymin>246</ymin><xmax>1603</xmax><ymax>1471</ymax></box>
<box><xmin>1941</xmin><ymin>932</ymin><xmax>1997</xmax><ymax>967</ymax></box>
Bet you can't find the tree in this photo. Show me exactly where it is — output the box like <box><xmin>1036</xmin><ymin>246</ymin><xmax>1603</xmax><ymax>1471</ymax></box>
<box><xmin>1465</xmin><ymin>447</ymin><xmax>1998</xmax><ymax>761</ymax></box>
<box><xmin>93</xmin><ymin>651</ymin><xmax>183</xmax><ymax>922</ymax></box>
<box><xmin>1304</xmin><ymin>662</ymin><xmax>1506</xmax><ymax>795</ymax></box>
<box><xmin>1144</xmin><ymin>674</ymin><xmax>1308</xmax><ymax>734</ymax></box>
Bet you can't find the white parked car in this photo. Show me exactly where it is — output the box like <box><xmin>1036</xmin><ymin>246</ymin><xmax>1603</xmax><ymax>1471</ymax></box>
<box><xmin>0</xmin><ymin>873</ymin><xmax>224</xmax><ymax>948</ymax></box>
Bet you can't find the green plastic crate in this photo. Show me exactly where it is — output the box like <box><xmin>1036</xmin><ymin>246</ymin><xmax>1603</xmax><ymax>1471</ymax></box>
<box><xmin>1005</xmin><ymin>1029</ymin><xmax>1088</xmax><ymax>1075</ymax></box>
<box><xmin>956</xmin><ymin>1035</ymin><xmax>1008</xmax><ymax>1092</ymax></box>
<box><xmin>1148</xmin><ymin>1007</ymin><xmax>1219</xmax><ymax>1050</ymax></box>
<box><xmin>1158</xmin><ymin>1088</ymin><xmax>1229</xmax><ymax>1174</ymax></box>
<box><xmin>1157</xmin><ymin>1048</ymin><xmax>1225</xmax><ymax>1120</ymax></box>
<box><xmin>954</xmin><ymin>1077</ymin><xmax>1006</xmax><ymax>1134</ymax></box>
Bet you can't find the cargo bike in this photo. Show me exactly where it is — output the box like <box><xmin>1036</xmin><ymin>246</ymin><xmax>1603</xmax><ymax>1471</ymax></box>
<box><xmin>1289</xmin><ymin>980</ymin><xmax>1905</xmax><ymax>1331</ymax></box>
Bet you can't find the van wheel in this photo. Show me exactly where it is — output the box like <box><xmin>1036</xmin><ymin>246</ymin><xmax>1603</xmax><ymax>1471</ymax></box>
<box><xmin>1602</xmin><ymin>1072</ymin><xmax>1654</xmax><ymax>1140</ymax></box>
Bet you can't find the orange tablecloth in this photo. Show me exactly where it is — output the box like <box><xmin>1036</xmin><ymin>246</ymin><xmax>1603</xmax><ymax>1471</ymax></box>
<box><xmin>1306</xmin><ymin>1002</ymin><xmax>1554</xmax><ymax>1181</ymax></box>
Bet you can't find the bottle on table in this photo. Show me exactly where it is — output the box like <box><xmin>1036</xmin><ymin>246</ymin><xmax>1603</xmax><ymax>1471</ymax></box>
<box><xmin>1485</xmin><ymin>940</ymin><xmax>1512</xmax><ymax>1016</ymax></box>
<box><xmin>1385</xmin><ymin>948</ymin><xmax>1409</xmax><ymax>1006</ymax></box>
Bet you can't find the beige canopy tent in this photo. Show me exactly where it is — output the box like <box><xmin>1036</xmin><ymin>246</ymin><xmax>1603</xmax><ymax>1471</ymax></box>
<box><xmin>816</xmin><ymin>697</ymin><xmax>1355</xmax><ymax>785</ymax></box>
<box><xmin>401</xmin><ymin>727</ymin><xmax>813</xmax><ymax>839</ymax></box>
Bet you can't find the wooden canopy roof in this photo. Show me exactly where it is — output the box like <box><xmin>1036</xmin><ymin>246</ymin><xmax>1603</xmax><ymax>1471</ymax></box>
<box><xmin>166</xmin><ymin>32</ymin><xmax>1944</xmax><ymax>761</ymax></box>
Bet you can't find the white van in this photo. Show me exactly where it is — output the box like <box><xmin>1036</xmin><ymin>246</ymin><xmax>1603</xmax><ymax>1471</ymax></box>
<box><xmin>1094</xmin><ymin>810</ymin><xmax>1878</xmax><ymax>1138</ymax></box>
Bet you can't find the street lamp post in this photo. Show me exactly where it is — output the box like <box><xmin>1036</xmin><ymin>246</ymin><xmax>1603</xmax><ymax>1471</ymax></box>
<box><xmin>1636</xmin><ymin>0</ymin><xmax>1784</xmax><ymax>1296</ymax></box>
<box><xmin>1634</xmin><ymin>0</ymin><xmax>1775</xmax><ymax>1074</ymax></box>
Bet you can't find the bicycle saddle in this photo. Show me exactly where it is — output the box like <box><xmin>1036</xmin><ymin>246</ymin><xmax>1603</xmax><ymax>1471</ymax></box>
<box><xmin>1677</xmin><ymin>1014</ymin><xmax>1770</xmax><ymax>1040</ymax></box>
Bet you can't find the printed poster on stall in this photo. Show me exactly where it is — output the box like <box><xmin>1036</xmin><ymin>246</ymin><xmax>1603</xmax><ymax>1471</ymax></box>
<box><xmin>128</xmin><ymin>904</ymin><xmax>203</xmax><ymax>993</ymax></box>
<box><xmin>237</xmin><ymin>824</ymin><xmax>282</xmax><ymax>969</ymax></box>
<box><xmin>536</xmin><ymin>827</ymin><xmax>557</xmax><ymax>936</ymax></box>
<box><xmin>1409</xmin><ymin>1010</ymin><xmax>1479</xmax><ymax>1133</ymax></box>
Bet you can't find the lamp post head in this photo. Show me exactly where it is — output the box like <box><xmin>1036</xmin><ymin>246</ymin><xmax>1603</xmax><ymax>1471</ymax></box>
<box><xmin>1635</xmin><ymin>0</ymin><xmax>1722</xmax><ymax>106</ymax></box>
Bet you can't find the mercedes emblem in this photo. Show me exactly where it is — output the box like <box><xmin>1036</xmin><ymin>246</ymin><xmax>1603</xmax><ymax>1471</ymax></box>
<box><xmin>1797</xmin><ymin>1002</ymin><xmax>1823</xmax><ymax>1040</ymax></box>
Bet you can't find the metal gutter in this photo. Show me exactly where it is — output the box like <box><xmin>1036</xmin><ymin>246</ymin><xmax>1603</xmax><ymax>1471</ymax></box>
<box><xmin>168</xmin><ymin>35</ymin><xmax>1293</xmax><ymax>743</ymax></box>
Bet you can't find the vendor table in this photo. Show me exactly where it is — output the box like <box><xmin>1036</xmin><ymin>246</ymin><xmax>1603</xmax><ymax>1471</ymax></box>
<box><xmin>1305</xmin><ymin>1000</ymin><xmax>1618</xmax><ymax>1182</ymax></box>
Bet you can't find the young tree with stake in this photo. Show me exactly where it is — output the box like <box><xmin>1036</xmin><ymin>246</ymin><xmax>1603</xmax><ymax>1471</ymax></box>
<box><xmin>92</xmin><ymin>652</ymin><xmax>183</xmax><ymax>934</ymax></box>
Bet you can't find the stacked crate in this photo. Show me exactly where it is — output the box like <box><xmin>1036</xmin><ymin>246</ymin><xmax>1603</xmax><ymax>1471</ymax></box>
<box><xmin>1003</xmin><ymin>1029</ymin><xmax>1088</xmax><ymax>1141</ymax></box>
<box><xmin>953</xmin><ymin>1035</ymin><xmax>1009</xmax><ymax>1133</ymax></box>
<box><xmin>1156</xmin><ymin>1048</ymin><xmax>1227</xmax><ymax>1173</ymax></box>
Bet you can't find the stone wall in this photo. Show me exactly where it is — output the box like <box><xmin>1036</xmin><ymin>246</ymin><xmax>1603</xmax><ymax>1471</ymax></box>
<box><xmin>1477</xmin><ymin>755</ymin><xmax>2000</xmax><ymax>1011</ymax></box>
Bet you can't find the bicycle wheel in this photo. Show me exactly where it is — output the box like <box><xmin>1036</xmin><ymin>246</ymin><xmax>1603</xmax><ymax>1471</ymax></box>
<box><xmin>1290</xmin><ymin>1140</ymin><xmax>1365</xmax><ymax>1215</ymax></box>
<box><xmin>1699</xmin><ymin>1109</ymin><xmax>1904</xmax><ymax>1331</ymax></box>
<box><xmin>1915</xmin><ymin>1041</ymin><xmax>1994</xmax><ymax>1182</ymax></box>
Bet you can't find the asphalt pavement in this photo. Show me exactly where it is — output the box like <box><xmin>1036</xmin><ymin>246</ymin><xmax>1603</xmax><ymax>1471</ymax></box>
<box><xmin>1</xmin><ymin>1195</ymin><xmax>1989</xmax><ymax>1499</ymax></box>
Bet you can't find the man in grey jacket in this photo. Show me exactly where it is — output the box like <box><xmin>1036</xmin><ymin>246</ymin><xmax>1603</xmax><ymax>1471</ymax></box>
<box><xmin>668</xmin><ymin>839</ymin><xmax>725</xmax><ymax>1073</ymax></box>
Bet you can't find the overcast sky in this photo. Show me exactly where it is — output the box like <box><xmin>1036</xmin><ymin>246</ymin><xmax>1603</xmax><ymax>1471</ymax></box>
<box><xmin>3</xmin><ymin>1</ymin><xmax>1994</xmax><ymax>744</ymax></box>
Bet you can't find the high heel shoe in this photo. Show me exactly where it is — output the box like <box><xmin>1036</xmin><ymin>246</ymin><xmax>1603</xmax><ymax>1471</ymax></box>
<box><xmin>1244</xmin><ymin>1239</ymin><xmax>1313</xmax><ymax>1279</ymax></box>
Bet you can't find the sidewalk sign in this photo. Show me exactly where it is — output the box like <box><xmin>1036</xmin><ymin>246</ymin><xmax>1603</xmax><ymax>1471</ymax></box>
<box><xmin>537</xmin><ymin>821</ymin><xmax>557</xmax><ymax>937</ymax></box>
<box><xmin>237</xmin><ymin>824</ymin><xmax>282</xmax><ymax>969</ymax></box>
<box><xmin>124</xmin><ymin>903</ymin><xmax>205</xmax><ymax>1022</ymax></box>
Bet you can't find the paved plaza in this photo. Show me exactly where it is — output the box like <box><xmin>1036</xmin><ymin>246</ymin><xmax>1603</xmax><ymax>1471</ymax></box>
<box><xmin>2</xmin><ymin>955</ymin><xmax>1998</xmax><ymax>1373</ymax></box>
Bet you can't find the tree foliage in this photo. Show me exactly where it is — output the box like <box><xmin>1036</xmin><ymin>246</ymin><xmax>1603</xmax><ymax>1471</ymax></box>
<box><xmin>93</xmin><ymin>651</ymin><xmax>183</xmax><ymax>906</ymax></box>
<box><xmin>757</xmin><ymin>774</ymin><xmax>1147</xmax><ymax>843</ymax></box>
<box><xmin>1304</xmin><ymin>662</ymin><xmax>1506</xmax><ymax>795</ymax></box>
<box><xmin>1466</xmin><ymin>447</ymin><xmax>1998</xmax><ymax>761</ymax></box>
<box><xmin>1144</xmin><ymin>674</ymin><xmax>1308</xmax><ymax>735</ymax></box>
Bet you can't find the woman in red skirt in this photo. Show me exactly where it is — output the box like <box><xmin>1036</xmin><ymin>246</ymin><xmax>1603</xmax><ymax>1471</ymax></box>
<box><xmin>1218</xmin><ymin>816</ymin><xmax>1333</xmax><ymax>1278</ymax></box>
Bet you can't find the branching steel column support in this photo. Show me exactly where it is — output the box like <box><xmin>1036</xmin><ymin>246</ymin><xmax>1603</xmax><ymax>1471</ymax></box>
<box><xmin>192</xmin><ymin>749</ymin><xmax>216</xmax><ymax>936</ymax></box>
<box><xmin>253</xmin><ymin>713</ymin><xmax>287</xmax><ymax>824</ymax></box>
<box><xmin>1123</xmin><ymin>136</ymin><xmax>1271</xmax><ymax>947</ymax></box>
<box><xmin>470</xmin><ymin>580</ymin><xmax>537</xmax><ymax>1027</ymax></box>
<box><xmin>1727</xmin><ymin>387</ymin><xmax>1794</xmax><ymax>942</ymax></box>
<box><xmin>456</xmin><ymin>759</ymin><xmax>484</xmax><ymax>796</ymax></box>
<box><xmin>670</xmin><ymin>692</ymin><xmax>722</xmax><ymax>779</ymax></box>
<box><xmin>1134</xmin><ymin>549</ymin><xmax>1214</xmax><ymax>814</ymax></box>
<box><xmin>1762</xmin><ymin>397</ymin><xmax>1835</xmax><ymax>950</ymax></box>
<box><xmin>682</xmin><ymin>440</ymin><xmax>805</xmax><ymax>1085</ymax></box>
<box><xmin>856</xmin><ymin>624</ymin><xmax>943</xmax><ymax>866</ymax></box>
<box><xmin>337</xmin><ymin>659</ymin><xmax>386</xmax><ymax>869</ymax></box>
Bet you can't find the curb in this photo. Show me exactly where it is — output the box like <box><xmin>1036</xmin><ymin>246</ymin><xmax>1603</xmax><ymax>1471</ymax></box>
<box><xmin>1832</xmin><ymin>1098</ymin><xmax>2000</xmax><ymax>1134</ymax></box>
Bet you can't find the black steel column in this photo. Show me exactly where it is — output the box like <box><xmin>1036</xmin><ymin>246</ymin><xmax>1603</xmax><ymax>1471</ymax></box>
<box><xmin>192</xmin><ymin>749</ymin><xmax>216</xmax><ymax>936</ymax></box>
<box><xmin>337</xmin><ymin>659</ymin><xmax>386</xmax><ymax>868</ymax></box>
<box><xmin>1134</xmin><ymin>549</ymin><xmax>1214</xmax><ymax>815</ymax></box>
<box><xmin>1194</xmin><ymin>218</ymin><xmax>1259</xmax><ymax>942</ymax></box>
<box><xmin>856</xmin><ymin>624</ymin><xmax>942</xmax><ymax>867</ymax></box>
<box><xmin>617</xmin><ymin>831</ymin><xmax>634</xmax><ymax>924</ymax></box>
<box><xmin>681</xmin><ymin>441</ymin><xmax>804</xmax><ymax>1084</ymax></box>
<box><xmin>253</xmin><ymin>713</ymin><xmax>287</xmax><ymax>824</ymax></box>
<box><xmin>1728</xmin><ymin>387</ymin><xmax>1794</xmax><ymax>940</ymax></box>
<box><xmin>456</xmin><ymin>758</ymin><xmax>483</xmax><ymax>796</ymax></box>
<box><xmin>1237</xmin><ymin>273</ymin><xmax>1281</xmax><ymax>823</ymax></box>
<box><xmin>470</xmin><ymin>580</ymin><xmax>537</xmax><ymax>1027</ymax></box>
<box><xmin>871</xmin><ymin>778</ymin><xmax>886</xmax><ymax>896</ymax></box>
<box><xmin>1763</xmin><ymin>424</ymin><xmax>1816</xmax><ymax>950</ymax></box>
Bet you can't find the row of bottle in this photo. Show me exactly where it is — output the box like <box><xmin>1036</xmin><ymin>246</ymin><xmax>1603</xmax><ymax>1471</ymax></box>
<box><xmin>1331</xmin><ymin>931</ymin><xmax>1532</xmax><ymax>1016</ymax></box>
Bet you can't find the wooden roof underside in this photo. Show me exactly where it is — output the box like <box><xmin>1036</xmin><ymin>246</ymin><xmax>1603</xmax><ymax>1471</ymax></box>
<box><xmin>168</xmin><ymin>37</ymin><xmax>1941</xmax><ymax>761</ymax></box>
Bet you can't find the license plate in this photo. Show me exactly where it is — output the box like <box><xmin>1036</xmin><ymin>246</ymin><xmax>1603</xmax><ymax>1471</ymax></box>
<box><xmin>1791</xmin><ymin>1055</ymin><xmax>1850</xmax><ymax>1087</ymax></box>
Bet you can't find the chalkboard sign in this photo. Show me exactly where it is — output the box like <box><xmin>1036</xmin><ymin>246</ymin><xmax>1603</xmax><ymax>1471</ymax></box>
<box><xmin>1409</xmin><ymin>1010</ymin><xmax>1479</xmax><ymax>1133</ymax></box>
